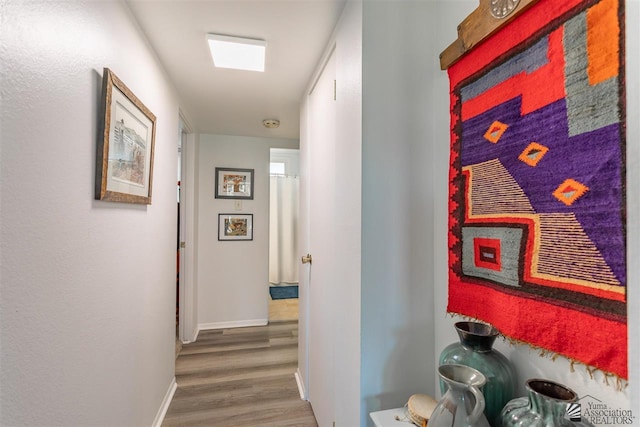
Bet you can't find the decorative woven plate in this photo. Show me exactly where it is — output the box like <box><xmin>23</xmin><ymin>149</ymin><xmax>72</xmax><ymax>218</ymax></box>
<box><xmin>407</xmin><ymin>393</ymin><xmax>437</xmax><ymax>426</ymax></box>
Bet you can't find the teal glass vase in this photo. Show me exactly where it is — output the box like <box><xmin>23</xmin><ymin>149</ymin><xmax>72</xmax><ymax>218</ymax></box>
<box><xmin>499</xmin><ymin>379</ymin><xmax>595</xmax><ymax>426</ymax></box>
<box><xmin>439</xmin><ymin>321</ymin><xmax>517</xmax><ymax>426</ymax></box>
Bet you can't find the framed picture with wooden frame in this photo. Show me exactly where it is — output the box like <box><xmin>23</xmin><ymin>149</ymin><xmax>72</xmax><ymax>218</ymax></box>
<box><xmin>218</xmin><ymin>214</ymin><xmax>253</xmax><ymax>241</ymax></box>
<box><xmin>96</xmin><ymin>68</ymin><xmax>156</xmax><ymax>204</ymax></box>
<box><xmin>215</xmin><ymin>167</ymin><xmax>254</xmax><ymax>199</ymax></box>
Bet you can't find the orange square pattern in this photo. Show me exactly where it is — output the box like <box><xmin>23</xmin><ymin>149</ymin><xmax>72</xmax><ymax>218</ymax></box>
<box><xmin>552</xmin><ymin>178</ymin><xmax>590</xmax><ymax>206</ymax></box>
<box><xmin>518</xmin><ymin>142</ymin><xmax>549</xmax><ymax>167</ymax></box>
<box><xmin>483</xmin><ymin>120</ymin><xmax>509</xmax><ymax>143</ymax></box>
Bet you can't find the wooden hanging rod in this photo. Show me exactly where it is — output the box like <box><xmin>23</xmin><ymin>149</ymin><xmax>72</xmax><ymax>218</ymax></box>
<box><xmin>439</xmin><ymin>0</ymin><xmax>541</xmax><ymax>70</ymax></box>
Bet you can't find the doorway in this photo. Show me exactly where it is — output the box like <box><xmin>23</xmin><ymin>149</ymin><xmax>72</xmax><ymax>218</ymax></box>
<box><xmin>177</xmin><ymin>115</ymin><xmax>197</xmax><ymax>344</ymax></box>
<box><xmin>175</xmin><ymin>125</ymin><xmax>184</xmax><ymax>355</ymax></box>
<box><xmin>268</xmin><ymin>148</ymin><xmax>300</xmax><ymax>322</ymax></box>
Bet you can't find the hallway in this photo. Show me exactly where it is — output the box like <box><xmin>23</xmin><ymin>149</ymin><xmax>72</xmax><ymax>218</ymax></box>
<box><xmin>162</xmin><ymin>321</ymin><xmax>316</xmax><ymax>427</ymax></box>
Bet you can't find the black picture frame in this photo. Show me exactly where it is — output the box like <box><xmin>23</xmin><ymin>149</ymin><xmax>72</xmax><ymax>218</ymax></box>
<box><xmin>214</xmin><ymin>167</ymin><xmax>254</xmax><ymax>199</ymax></box>
<box><xmin>218</xmin><ymin>214</ymin><xmax>253</xmax><ymax>241</ymax></box>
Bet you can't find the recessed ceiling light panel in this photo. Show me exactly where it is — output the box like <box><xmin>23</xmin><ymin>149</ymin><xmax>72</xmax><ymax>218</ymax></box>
<box><xmin>207</xmin><ymin>34</ymin><xmax>266</xmax><ymax>72</ymax></box>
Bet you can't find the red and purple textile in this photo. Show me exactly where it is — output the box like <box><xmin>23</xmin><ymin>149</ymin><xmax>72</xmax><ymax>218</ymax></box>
<box><xmin>447</xmin><ymin>0</ymin><xmax>627</xmax><ymax>378</ymax></box>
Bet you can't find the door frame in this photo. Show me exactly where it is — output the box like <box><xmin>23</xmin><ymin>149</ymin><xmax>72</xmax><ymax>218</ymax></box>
<box><xmin>178</xmin><ymin>112</ymin><xmax>198</xmax><ymax>343</ymax></box>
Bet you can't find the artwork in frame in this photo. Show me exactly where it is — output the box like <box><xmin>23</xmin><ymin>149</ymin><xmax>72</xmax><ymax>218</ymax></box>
<box><xmin>215</xmin><ymin>167</ymin><xmax>254</xmax><ymax>199</ymax></box>
<box><xmin>96</xmin><ymin>68</ymin><xmax>156</xmax><ymax>204</ymax></box>
<box><xmin>218</xmin><ymin>214</ymin><xmax>253</xmax><ymax>241</ymax></box>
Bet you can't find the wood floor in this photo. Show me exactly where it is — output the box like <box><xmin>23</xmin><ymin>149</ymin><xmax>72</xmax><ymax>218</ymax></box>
<box><xmin>268</xmin><ymin>297</ymin><xmax>299</xmax><ymax>322</ymax></box>
<box><xmin>163</xmin><ymin>318</ymin><xmax>316</xmax><ymax>427</ymax></box>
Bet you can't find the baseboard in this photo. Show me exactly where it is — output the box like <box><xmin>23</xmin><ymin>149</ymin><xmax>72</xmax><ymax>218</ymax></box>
<box><xmin>151</xmin><ymin>377</ymin><xmax>177</xmax><ymax>427</ymax></box>
<box><xmin>198</xmin><ymin>319</ymin><xmax>268</xmax><ymax>331</ymax></box>
<box><xmin>181</xmin><ymin>326</ymin><xmax>199</xmax><ymax>344</ymax></box>
<box><xmin>294</xmin><ymin>368</ymin><xmax>307</xmax><ymax>400</ymax></box>
<box><xmin>190</xmin><ymin>326</ymin><xmax>199</xmax><ymax>343</ymax></box>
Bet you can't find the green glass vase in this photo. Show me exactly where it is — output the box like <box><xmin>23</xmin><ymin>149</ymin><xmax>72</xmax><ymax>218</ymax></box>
<box><xmin>439</xmin><ymin>321</ymin><xmax>517</xmax><ymax>425</ymax></box>
<box><xmin>499</xmin><ymin>379</ymin><xmax>595</xmax><ymax>426</ymax></box>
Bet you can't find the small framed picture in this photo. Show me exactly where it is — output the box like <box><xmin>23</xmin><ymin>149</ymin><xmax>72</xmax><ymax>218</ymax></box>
<box><xmin>218</xmin><ymin>214</ymin><xmax>253</xmax><ymax>241</ymax></box>
<box><xmin>96</xmin><ymin>68</ymin><xmax>156</xmax><ymax>204</ymax></box>
<box><xmin>215</xmin><ymin>167</ymin><xmax>254</xmax><ymax>199</ymax></box>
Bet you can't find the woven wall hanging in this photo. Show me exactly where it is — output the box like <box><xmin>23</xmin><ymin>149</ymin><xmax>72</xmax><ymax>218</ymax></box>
<box><xmin>446</xmin><ymin>0</ymin><xmax>627</xmax><ymax>379</ymax></box>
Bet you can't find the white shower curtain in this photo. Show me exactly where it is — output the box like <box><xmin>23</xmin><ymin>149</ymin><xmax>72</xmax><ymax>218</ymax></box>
<box><xmin>269</xmin><ymin>175</ymin><xmax>299</xmax><ymax>285</ymax></box>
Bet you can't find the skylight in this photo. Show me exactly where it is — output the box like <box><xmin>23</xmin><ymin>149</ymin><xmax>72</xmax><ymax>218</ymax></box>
<box><xmin>207</xmin><ymin>34</ymin><xmax>266</xmax><ymax>72</ymax></box>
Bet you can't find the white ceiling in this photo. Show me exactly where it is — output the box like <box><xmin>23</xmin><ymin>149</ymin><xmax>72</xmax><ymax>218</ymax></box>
<box><xmin>126</xmin><ymin>0</ymin><xmax>346</xmax><ymax>140</ymax></box>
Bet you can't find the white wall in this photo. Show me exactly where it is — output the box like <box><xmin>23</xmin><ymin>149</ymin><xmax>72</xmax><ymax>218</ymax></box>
<box><xmin>0</xmin><ymin>1</ymin><xmax>181</xmax><ymax>426</ymax></box>
<box><xmin>360</xmin><ymin>2</ymin><xmax>440</xmax><ymax>424</ymax></box>
<box><xmin>432</xmin><ymin>0</ymin><xmax>640</xmax><ymax>422</ymax></box>
<box><xmin>333</xmin><ymin>2</ymin><xmax>364</xmax><ymax>426</ymax></box>
<box><xmin>196</xmin><ymin>134</ymin><xmax>298</xmax><ymax>329</ymax></box>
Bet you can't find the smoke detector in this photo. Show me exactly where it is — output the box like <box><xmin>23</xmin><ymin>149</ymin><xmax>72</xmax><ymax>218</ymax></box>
<box><xmin>262</xmin><ymin>119</ymin><xmax>280</xmax><ymax>129</ymax></box>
